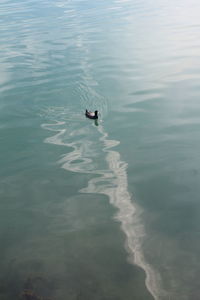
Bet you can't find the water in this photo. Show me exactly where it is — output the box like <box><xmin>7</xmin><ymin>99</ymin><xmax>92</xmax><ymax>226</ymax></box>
<box><xmin>1</xmin><ymin>0</ymin><xmax>200</xmax><ymax>299</ymax></box>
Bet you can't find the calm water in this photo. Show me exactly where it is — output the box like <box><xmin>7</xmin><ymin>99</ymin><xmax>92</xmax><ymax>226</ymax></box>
<box><xmin>1</xmin><ymin>0</ymin><xmax>200</xmax><ymax>299</ymax></box>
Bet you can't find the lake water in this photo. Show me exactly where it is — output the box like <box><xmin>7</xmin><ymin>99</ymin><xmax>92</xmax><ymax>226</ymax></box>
<box><xmin>1</xmin><ymin>0</ymin><xmax>200</xmax><ymax>299</ymax></box>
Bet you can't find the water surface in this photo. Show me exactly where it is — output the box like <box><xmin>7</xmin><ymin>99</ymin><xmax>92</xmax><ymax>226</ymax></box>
<box><xmin>1</xmin><ymin>0</ymin><xmax>200</xmax><ymax>299</ymax></box>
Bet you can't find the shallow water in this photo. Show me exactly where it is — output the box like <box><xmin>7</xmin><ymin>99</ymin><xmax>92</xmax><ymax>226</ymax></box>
<box><xmin>1</xmin><ymin>0</ymin><xmax>200</xmax><ymax>299</ymax></box>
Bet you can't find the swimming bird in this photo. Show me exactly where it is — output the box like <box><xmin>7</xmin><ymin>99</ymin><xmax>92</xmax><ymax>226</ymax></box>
<box><xmin>85</xmin><ymin>109</ymin><xmax>98</xmax><ymax>119</ymax></box>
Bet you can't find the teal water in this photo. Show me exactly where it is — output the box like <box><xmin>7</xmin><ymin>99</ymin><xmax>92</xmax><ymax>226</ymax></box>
<box><xmin>1</xmin><ymin>0</ymin><xmax>200</xmax><ymax>299</ymax></box>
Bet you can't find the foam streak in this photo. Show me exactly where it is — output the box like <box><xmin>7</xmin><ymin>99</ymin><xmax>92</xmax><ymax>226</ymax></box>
<box><xmin>42</xmin><ymin>119</ymin><xmax>165</xmax><ymax>300</ymax></box>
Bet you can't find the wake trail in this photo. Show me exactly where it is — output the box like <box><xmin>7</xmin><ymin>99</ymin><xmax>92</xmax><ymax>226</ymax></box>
<box><xmin>41</xmin><ymin>115</ymin><xmax>165</xmax><ymax>300</ymax></box>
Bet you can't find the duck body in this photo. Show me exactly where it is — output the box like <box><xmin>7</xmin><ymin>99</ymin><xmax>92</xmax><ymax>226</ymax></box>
<box><xmin>85</xmin><ymin>109</ymin><xmax>98</xmax><ymax>120</ymax></box>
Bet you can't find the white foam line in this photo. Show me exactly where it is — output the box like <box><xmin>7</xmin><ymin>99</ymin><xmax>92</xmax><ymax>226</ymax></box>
<box><xmin>41</xmin><ymin>120</ymin><xmax>165</xmax><ymax>300</ymax></box>
<box><xmin>90</xmin><ymin>124</ymin><xmax>165</xmax><ymax>300</ymax></box>
<box><xmin>42</xmin><ymin>121</ymin><xmax>97</xmax><ymax>173</ymax></box>
<box><xmin>41</xmin><ymin>121</ymin><xmax>67</xmax><ymax>146</ymax></box>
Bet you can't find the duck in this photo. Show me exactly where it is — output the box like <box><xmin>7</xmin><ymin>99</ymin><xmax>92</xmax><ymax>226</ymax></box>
<box><xmin>85</xmin><ymin>109</ymin><xmax>98</xmax><ymax>120</ymax></box>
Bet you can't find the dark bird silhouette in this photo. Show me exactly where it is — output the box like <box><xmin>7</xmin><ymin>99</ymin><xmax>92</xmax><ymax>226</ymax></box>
<box><xmin>85</xmin><ymin>109</ymin><xmax>98</xmax><ymax>120</ymax></box>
